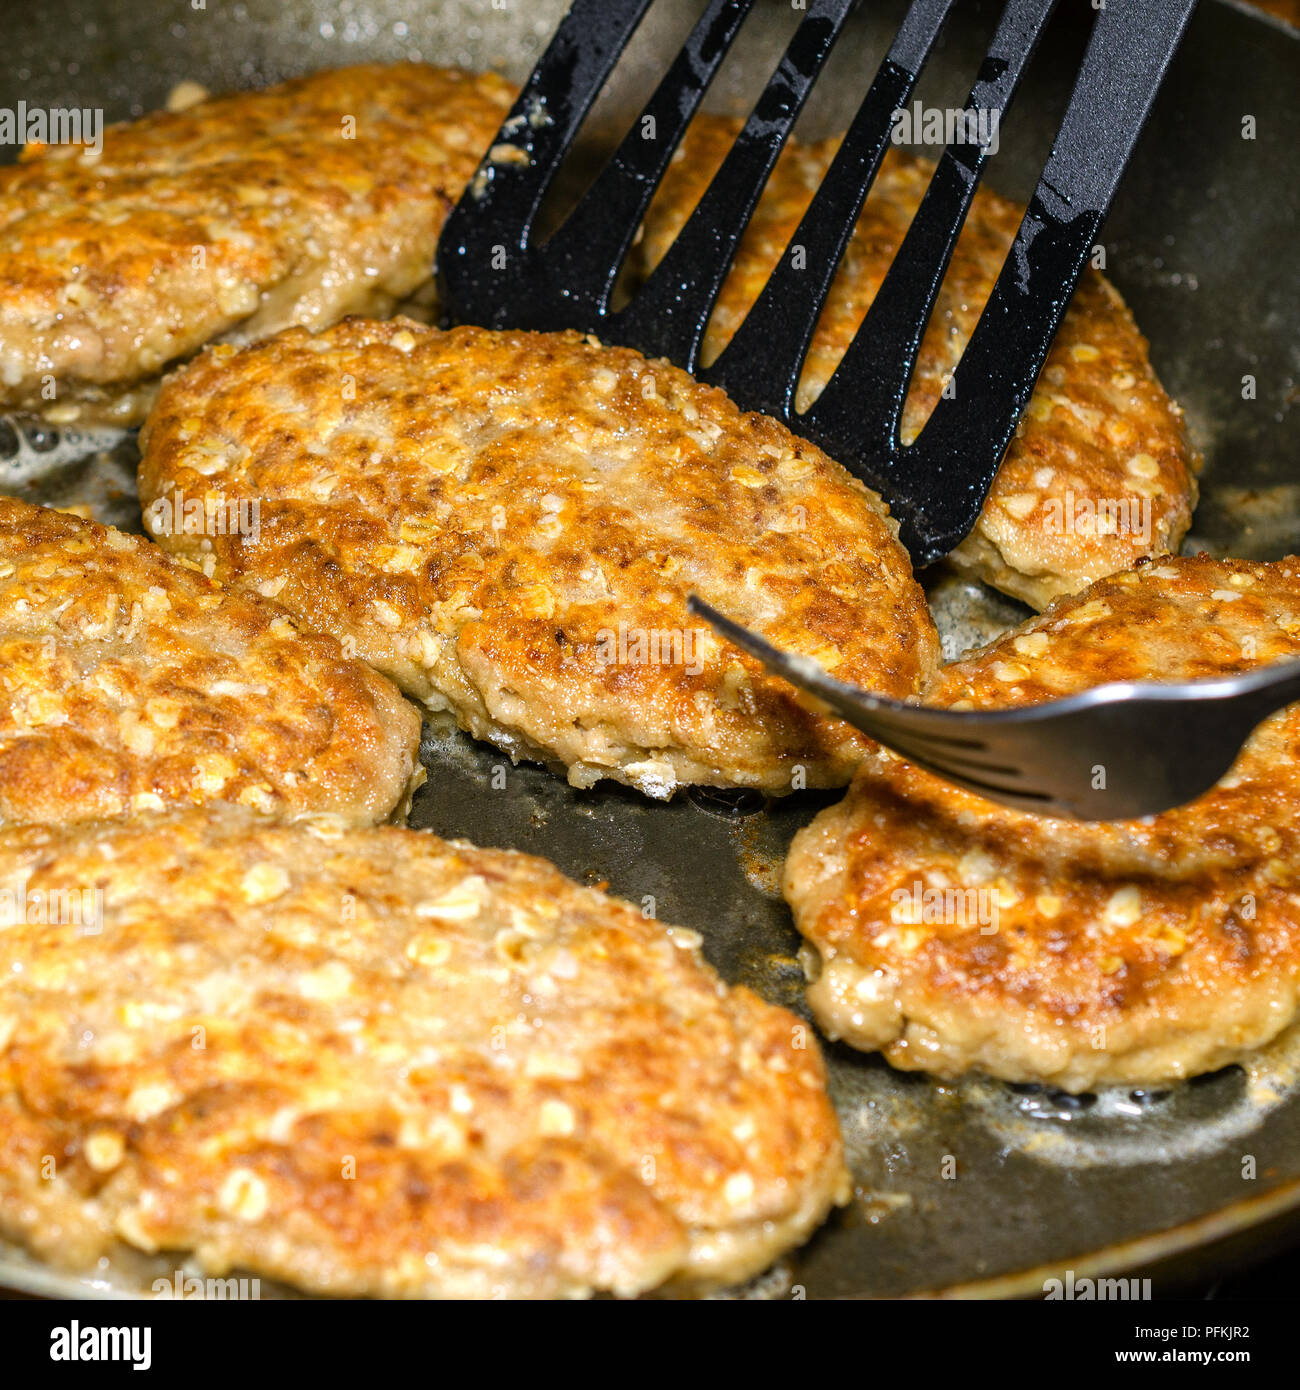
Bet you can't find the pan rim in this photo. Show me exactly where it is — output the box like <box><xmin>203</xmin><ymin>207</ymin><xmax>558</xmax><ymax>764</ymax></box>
<box><xmin>906</xmin><ymin>1172</ymin><xmax>1300</xmax><ymax>1301</ymax></box>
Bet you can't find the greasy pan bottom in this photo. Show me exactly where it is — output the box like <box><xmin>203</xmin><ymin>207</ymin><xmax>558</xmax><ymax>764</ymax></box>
<box><xmin>0</xmin><ymin>0</ymin><xmax>1298</xmax><ymax>1298</ymax></box>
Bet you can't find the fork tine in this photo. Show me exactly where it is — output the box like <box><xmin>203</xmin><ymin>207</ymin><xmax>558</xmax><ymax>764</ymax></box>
<box><xmin>702</xmin><ymin>0</ymin><xmax>956</xmax><ymax>419</ymax></box>
<box><xmin>437</xmin><ymin>0</ymin><xmax>653</xmax><ymax>321</ymax></box>
<box><xmin>689</xmin><ymin>605</ymin><xmax>1300</xmax><ymax>819</ymax></box>
<box><xmin>884</xmin><ymin>0</ymin><xmax>1200</xmax><ymax>563</ymax></box>
<box><xmin>612</xmin><ymin>0</ymin><xmax>860</xmax><ymax>372</ymax></box>
<box><xmin>920</xmin><ymin>766</ymin><xmax>1055</xmax><ymax>804</ymax></box>
<box><xmin>689</xmin><ymin>594</ymin><xmax>1061</xmax><ymax>797</ymax></box>
<box><xmin>801</xmin><ymin>0</ymin><xmax>1059</xmax><ymax>471</ymax></box>
<box><xmin>877</xmin><ymin>741</ymin><xmax>1026</xmax><ymax>779</ymax></box>
<box><xmin>535</xmin><ymin>0</ymin><xmax>759</xmax><ymax>326</ymax></box>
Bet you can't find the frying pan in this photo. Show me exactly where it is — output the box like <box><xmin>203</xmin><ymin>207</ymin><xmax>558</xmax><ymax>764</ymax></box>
<box><xmin>0</xmin><ymin>0</ymin><xmax>1297</xmax><ymax>1300</ymax></box>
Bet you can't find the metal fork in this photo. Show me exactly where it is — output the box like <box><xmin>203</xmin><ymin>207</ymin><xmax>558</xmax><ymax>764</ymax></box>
<box><xmin>438</xmin><ymin>0</ymin><xmax>1197</xmax><ymax>562</ymax></box>
<box><xmin>689</xmin><ymin>596</ymin><xmax>1300</xmax><ymax>821</ymax></box>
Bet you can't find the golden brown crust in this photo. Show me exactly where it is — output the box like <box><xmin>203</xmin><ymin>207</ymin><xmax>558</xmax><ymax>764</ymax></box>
<box><xmin>784</xmin><ymin>554</ymin><xmax>1300</xmax><ymax>1091</ymax></box>
<box><xmin>139</xmin><ymin>321</ymin><xmax>940</xmax><ymax>798</ymax></box>
<box><xmin>0</xmin><ymin>496</ymin><xmax>421</xmax><ymax>828</ymax></box>
<box><xmin>0</xmin><ymin>63</ymin><xmax>515</xmax><ymax>425</ymax></box>
<box><xmin>640</xmin><ymin>120</ymin><xmax>1199</xmax><ymax>609</ymax></box>
<box><xmin>0</xmin><ymin>809</ymin><xmax>847</xmax><ymax>1297</ymax></box>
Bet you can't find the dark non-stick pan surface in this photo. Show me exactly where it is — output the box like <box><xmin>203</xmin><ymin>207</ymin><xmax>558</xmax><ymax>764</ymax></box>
<box><xmin>0</xmin><ymin>0</ymin><xmax>1297</xmax><ymax>1299</ymax></box>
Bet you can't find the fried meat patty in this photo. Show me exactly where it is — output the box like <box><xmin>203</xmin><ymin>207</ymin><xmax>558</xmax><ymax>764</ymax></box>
<box><xmin>0</xmin><ymin>497</ymin><xmax>420</xmax><ymax>827</ymax></box>
<box><xmin>639</xmin><ymin>120</ymin><xmax>1199</xmax><ymax>609</ymax></box>
<box><xmin>138</xmin><ymin>321</ymin><xmax>941</xmax><ymax>798</ymax></box>
<box><xmin>0</xmin><ymin>809</ymin><xmax>848</xmax><ymax>1297</ymax></box>
<box><xmin>0</xmin><ymin>63</ymin><xmax>514</xmax><ymax>426</ymax></box>
<box><xmin>784</xmin><ymin>554</ymin><xmax>1300</xmax><ymax>1091</ymax></box>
